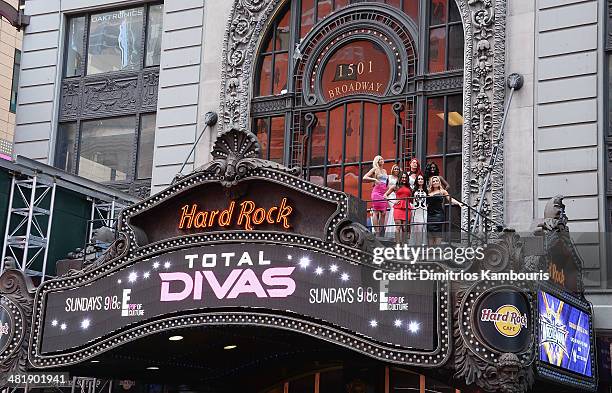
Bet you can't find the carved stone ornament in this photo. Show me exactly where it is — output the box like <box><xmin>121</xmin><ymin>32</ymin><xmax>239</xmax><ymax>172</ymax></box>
<box><xmin>63</xmin><ymin>232</ymin><xmax>129</xmax><ymax>277</ymax></box>
<box><xmin>220</xmin><ymin>0</ymin><xmax>507</xmax><ymax>226</ymax></box>
<box><xmin>83</xmin><ymin>76</ymin><xmax>139</xmax><ymax>115</ymax></box>
<box><xmin>537</xmin><ymin>195</ymin><xmax>569</xmax><ymax>233</ymax></box>
<box><xmin>453</xmin><ymin>228</ymin><xmax>538</xmax><ymax>393</ymax></box>
<box><xmin>335</xmin><ymin>219</ymin><xmax>383</xmax><ymax>255</ymax></box>
<box><xmin>0</xmin><ymin>269</ymin><xmax>35</xmax><ymax>387</ymax></box>
<box><xmin>184</xmin><ymin>127</ymin><xmax>301</xmax><ymax>187</ymax></box>
<box><xmin>454</xmin><ymin>282</ymin><xmax>535</xmax><ymax>393</ymax></box>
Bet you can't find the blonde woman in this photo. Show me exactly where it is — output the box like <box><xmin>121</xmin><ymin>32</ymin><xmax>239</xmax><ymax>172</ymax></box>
<box><xmin>427</xmin><ymin>176</ymin><xmax>462</xmax><ymax>244</ymax></box>
<box><xmin>384</xmin><ymin>164</ymin><xmax>400</xmax><ymax>239</ymax></box>
<box><xmin>363</xmin><ymin>156</ymin><xmax>388</xmax><ymax>236</ymax></box>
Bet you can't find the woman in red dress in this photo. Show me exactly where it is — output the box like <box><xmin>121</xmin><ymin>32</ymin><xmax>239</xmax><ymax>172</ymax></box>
<box><xmin>385</xmin><ymin>171</ymin><xmax>411</xmax><ymax>243</ymax></box>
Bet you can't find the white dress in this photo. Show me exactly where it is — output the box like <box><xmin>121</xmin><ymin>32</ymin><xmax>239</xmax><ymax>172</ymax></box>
<box><xmin>410</xmin><ymin>189</ymin><xmax>428</xmax><ymax>245</ymax></box>
<box><xmin>384</xmin><ymin>175</ymin><xmax>398</xmax><ymax>238</ymax></box>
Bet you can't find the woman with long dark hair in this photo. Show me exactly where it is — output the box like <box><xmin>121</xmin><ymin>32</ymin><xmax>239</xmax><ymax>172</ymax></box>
<box><xmin>410</xmin><ymin>174</ymin><xmax>428</xmax><ymax>246</ymax></box>
<box><xmin>424</xmin><ymin>161</ymin><xmax>449</xmax><ymax>191</ymax></box>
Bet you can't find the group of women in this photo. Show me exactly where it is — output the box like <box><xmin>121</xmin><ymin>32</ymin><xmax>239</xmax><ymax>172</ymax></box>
<box><xmin>362</xmin><ymin>156</ymin><xmax>462</xmax><ymax>244</ymax></box>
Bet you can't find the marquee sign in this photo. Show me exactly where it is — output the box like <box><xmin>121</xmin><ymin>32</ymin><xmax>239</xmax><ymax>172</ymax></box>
<box><xmin>40</xmin><ymin>243</ymin><xmax>437</xmax><ymax>354</ymax></box>
<box><xmin>128</xmin><ymin>178</ymin><xmax>340</xmax><ymax>246</ymax></box>
<box><xmin>26</xmin><ymin>128</ymin><xmax>451</xmax><ymax>369</ymax></box>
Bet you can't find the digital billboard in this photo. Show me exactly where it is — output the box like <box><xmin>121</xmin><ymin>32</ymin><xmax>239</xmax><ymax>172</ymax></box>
<box><xmin>538</xmin><ymin>291</ymin><xmax>592</xmax><ymax>377</ymax></box>
<box><xmin>40</xmin><ymin>243</ymin><xmax>438</xmax><ymax>354</ymax></box>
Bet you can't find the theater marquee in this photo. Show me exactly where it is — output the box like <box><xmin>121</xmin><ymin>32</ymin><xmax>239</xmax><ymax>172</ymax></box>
<box><xmin>26</xmin><ymin>128</ymin><xmax>451</xmax><ymax>369</ymax></box>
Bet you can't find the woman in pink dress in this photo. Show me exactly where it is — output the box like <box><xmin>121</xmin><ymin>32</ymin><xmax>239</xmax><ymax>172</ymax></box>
<box><xmin>363</xmin><ymin>155</ymin><xmax>388</xmax><ymax>236</ymax></box>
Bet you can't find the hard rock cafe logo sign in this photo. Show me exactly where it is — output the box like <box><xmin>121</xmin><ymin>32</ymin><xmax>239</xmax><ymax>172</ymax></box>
<box><xmin>480</xmin><ymin>305</ymin><xmax>528</xmax><ymax>338</ymax></box>
<box><xmin>178</xmin><ymin>198</ymin><xmax>293</xmax><ymax>231</ymax></box>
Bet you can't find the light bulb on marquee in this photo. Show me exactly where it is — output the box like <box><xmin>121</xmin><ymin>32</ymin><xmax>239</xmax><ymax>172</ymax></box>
<box><xmin>315</xmin><ymin>267</ymin><xmax>324</xmax><ymax>275</ymax></box>
<box><xmin>408</xmin><ymin>321</ymin><xmax>420</xmax><ymax>334</ymax></box>
<box><xmin>60</xmin><ymin>323</ymin><xmax>67</xmax><ymax>330</ymax></box>
<box><xmin>298</xmin><ymin>257</ymin><xmax>310</xmax><ymax>269</ymax></box>
<box><xmin>153</xmin><ymin>261</ymin><xmax>160</xmax><ymax>269</ymax></box>
<box><xmin>81</xmin><ymin>319</ymin><xmax>90</xmax><ymax>329</ymax></box>
<box><xmin>164</xmin><ymin>261</ymin><xmax>171</xmax><ymax>269</ymax></box>
<box><xmin>128</xmin><ymin>272</ymin><xmax>138</xmax><ymax>283</ymax></box>
<box><xmin>369</xmin><ymin>320</ymin><xmax>378</xmax><ymax>328</ymax></box>
<box><xmin>51</xmin><ymin>320</ymin><xmax>58</xmax><ymax>327</ymax></box>
<box><xmin>330</xmin><ymin>264</ymin><xmax>339</xmax><ymax>273</ymax></box>
<box><xmin>340</xmin><ymin>273</ymin><xmax>350</xmax><ymax>281</ymax></box>
<box><xmin>143</xmin><ymin>272</ymin><xmax>150</xmax><ymax>279</ymax></box>
<box><xmin>394</xmin><ymin>319</ymin><xmax>402</xmax><ymax>327</ymax></box>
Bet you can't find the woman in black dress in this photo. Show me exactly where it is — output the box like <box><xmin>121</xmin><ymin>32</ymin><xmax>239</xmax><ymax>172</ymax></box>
<box><xmin>427</xmin><ymin>176</ymin><xmax>462</xmax><ymax>244</ymax></box>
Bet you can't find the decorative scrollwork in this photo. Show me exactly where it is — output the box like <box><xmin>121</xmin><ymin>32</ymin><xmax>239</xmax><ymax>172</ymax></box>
<box><xmin>461</xmin><ymin>0</ymin><xmax>505</xmax><ymax>227</ymax></box>
<box><xmin>0</xmin><ymin>270</ymin><xmax>34</xmax><ymax>388</ymax></box>
<box><xmin>63</xmin><ymin>233</ymin><xmax>130</xmax><ymax>277</ymax></box>
<box><xmin>83</xmin><ymin>77</ymin><xmax>139</xmax><ymax>115</ymax></box>
<box><xmin>334</xmin><ymin>219</ymin><xmax>382</xmax><ymax>255</ymax></box>
<box><xmin>187</xmin><ymin>127</ymin><xmax>301</xmax><ymax>187</ymax></box>
<box><xmin>59</xmin><ymin>80</ymin><xmax>81</xmax><ymax>119</ymax></box>
<box><xmin>477</xmin><ymin>230</ymin><xmax>523</xmax><ymax>273</ymax></box>
<box><xmin>141</xmin><ymin>71</ymin><xmax>159</xmax><ymax>109</ymax></box>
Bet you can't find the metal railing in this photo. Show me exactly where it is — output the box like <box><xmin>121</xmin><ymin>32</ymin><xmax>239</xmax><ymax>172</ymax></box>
<box><xmin>365</xmin><ymin>194</ymin><xmax>501</xmax><ymax>247</ymax></box>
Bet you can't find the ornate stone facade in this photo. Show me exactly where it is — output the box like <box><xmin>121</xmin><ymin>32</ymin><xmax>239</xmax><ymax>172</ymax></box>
<box><xmin>219</xmin><ymin>0</ymin><xmax>507</xmax><ymax>226</ymax></box>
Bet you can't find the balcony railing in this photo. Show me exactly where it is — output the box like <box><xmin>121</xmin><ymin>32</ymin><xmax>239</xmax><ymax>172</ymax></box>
<box><xmin>364</xmin><ymin>195</ymin><xmax>501</xmax><ymax>247</ymax></box>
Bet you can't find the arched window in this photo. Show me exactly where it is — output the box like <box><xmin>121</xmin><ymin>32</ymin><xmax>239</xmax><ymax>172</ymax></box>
<box><xmin>251</xmin><ymin>0</ymin><xmax>464</xmax><ymax>203</ymax></box>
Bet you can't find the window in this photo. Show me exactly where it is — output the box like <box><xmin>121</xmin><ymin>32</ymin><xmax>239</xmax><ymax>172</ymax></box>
<box><xmin>87</xmin><ymin>8</ymin><xmax>144</xmax><ymax>75</ymax></box>
<box><xmin>426</xmin><ymin>94</ymin><xmax>463</xmax><ymax>198</ymax></box>
<box><xmin>301</xmin><ymin>101</ymin><xmax>415</xmax><ymax>203</ymax></box>
<box><xmin>145</xmin><ymin>5</ymin><xmax>164</xmax><ymax>67</ymax></box>
<box><xmin>65</xmin><ymin>17</ymin><xmax>85</xmax><ymax>77</ymax></box>
<box><xmin>428</xmin><ymin>0</ymin><xmax>463</xmax><ymax>72</ymax></box>
<box><xmin>254</xmin><ymin>116</ymin><xmax>286</xmax><ymax>163</ymax></box>
<box><xmin>137</xmin><ymin>114</ymin><xmax>156</xmax><ymax>179</ymax></box>
<box><xmin>251</xmin><ymin>0</ymin><xmax>464</xmax><ymax>202</ymax></box>
<box><xmin>57</xmin><ymin>4</ymin><xmax>162</xmax><ymax>192</ymax></box>
<box><xmin>256</xmin><ymin>7</ymin><xmax>291</xmax><ymax>96</ymax></box>
<box><xmin>300</xmin><ymin>0</ymin><xmax>419</xmax><ymax>38</ymax></box>
<box><xmin>10</xmin><ymin>49</ymin><xmax>21</xmax><ymax>113</ymax></box>
<box><xmin>55</xmin><ymin>114</ymin><xmax>156</xmax><ymax>183</ymax></box>
<box><xmin>64</xmin><ymin>4</ymin><xmax>162</xmax><ymax>77</ymax></box>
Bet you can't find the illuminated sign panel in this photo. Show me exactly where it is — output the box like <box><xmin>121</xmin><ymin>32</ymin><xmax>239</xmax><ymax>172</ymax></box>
<box><xmin>538</xmin><ymin>291</ymin><xmax>592</xmax><ymax>377</ymax></box>
<box><xmin>475</xmin><ymin>290</ymin><xmax>530</xmax><ymax>353</ymax></box>
<box><xmin>321</xmin><ymin>40</ymin><xmax>391</xmax><ymax>102</ymax></box>
<box><xmin>128</xmin><ymin>179</ymin><xmax>339</xmax><ymax>245</ymax></box>
<box><xmin>40</xmin><ymin>244</ymin><xmax>437</xmax><ymax>354</ymax></box>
